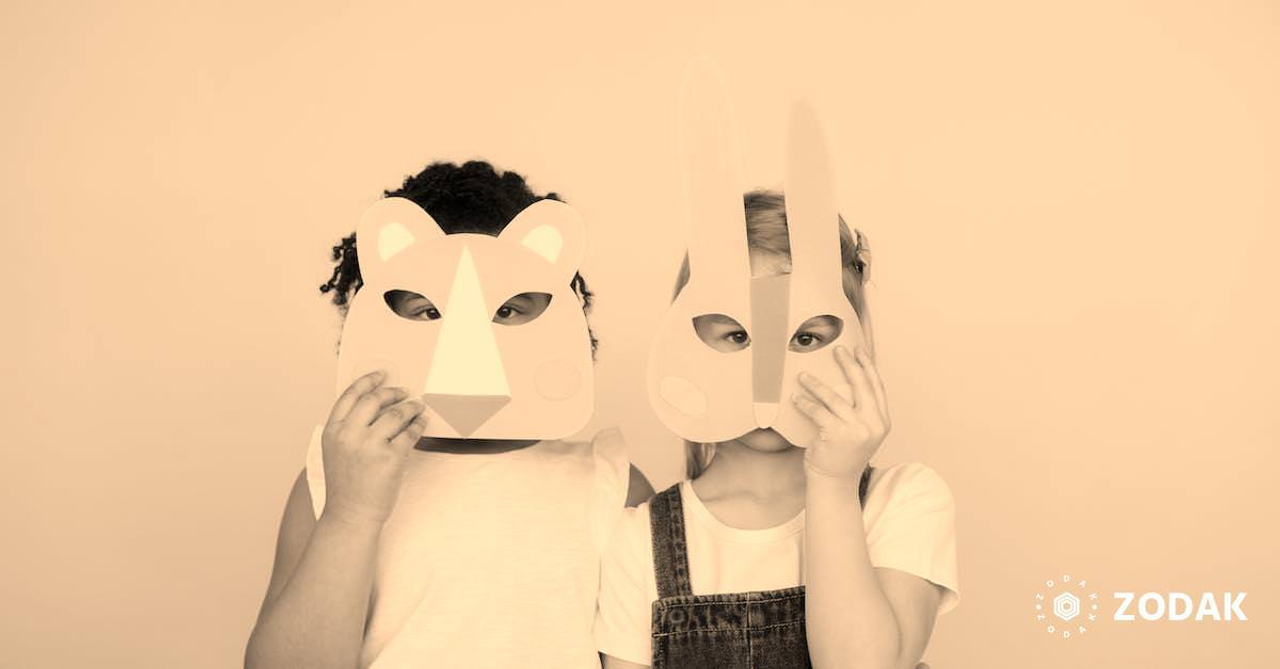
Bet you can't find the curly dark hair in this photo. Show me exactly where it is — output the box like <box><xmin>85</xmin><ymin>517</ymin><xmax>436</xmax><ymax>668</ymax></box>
<box><xmin>319</xmin><ymin>160</ymin><xmax>599</xmax><ymax>354</ymax></box>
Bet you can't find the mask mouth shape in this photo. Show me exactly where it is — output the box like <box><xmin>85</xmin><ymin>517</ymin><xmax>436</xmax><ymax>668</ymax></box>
<box><xmin>752</xmin><ymin>403</ymin><xmax>779</xmax><ymax>429</ymax></box>
<box><xmin>422</xmin><ymin>394</ymin><xmax>512</xmax><ymax>437</ymax></box>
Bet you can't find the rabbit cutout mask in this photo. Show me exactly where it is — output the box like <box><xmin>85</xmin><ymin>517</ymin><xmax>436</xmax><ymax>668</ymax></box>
<box><xmin>647</xmin><ymin>63</ymin><xmax>868</xmax><ymax>447</ymax></box>
<box><xmin>333</xmin><ymin>197</ymin><xmax>595</xmax><ymax>439</ymax></box>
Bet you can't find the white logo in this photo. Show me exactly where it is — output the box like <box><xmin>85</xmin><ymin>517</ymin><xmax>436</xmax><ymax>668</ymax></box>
<box><xmin>1034</xmin><ymin>574</ymin><xmax>1099</xmax><ymax>639</ymax></box>
<box><xmin>1113</xmin><ymin>592</ymin><xmax>1247</xmax><ymax>621</ymax></box>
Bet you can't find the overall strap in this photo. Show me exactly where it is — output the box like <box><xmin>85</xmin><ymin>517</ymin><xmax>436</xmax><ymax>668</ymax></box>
<box><xmin>649</xmin><ymin>484</ymin><xmax>693</xmax><ymax>599</ymax></box>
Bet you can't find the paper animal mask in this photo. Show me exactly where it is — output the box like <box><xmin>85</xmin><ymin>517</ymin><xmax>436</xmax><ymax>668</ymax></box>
<box><xmin>647</xmin><ymin>61</ymin><xmax>869</xmax><ymax>447</ymax></box>
<box><xmin>333</xmin><ymin>196</ymin><xmax>594</xmax><ymax>439</ymax></box>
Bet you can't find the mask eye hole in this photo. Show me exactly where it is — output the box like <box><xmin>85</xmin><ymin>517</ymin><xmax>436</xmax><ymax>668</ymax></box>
<box><xmin>693</xmin><ymin>314</ymin><xmax>750</xmax><ymax>352</ymax></box>
<box><xmin>493</xmin><ymin>292</ymin><xmax>552</xmax><ymax>326</ymax></box>
<box><xmin>384</xmin><ymin>290</ymin><xmax>442</xmax><ymax>321</ymax></box>
<box><xmin>789</xmin><ymin>315</ymin><xmax>843</xmax><ymax>353</ymax></box>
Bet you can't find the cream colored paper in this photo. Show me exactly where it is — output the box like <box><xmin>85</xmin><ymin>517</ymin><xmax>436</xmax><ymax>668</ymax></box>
<box><xmin>647</xmin><ymin>60</ymin><xmax>868</xmax><ymax>447</ymax></box>
<box><xmin>333</xmin><ymin>197</ymin><xmax>595</xmax><ymax>438</ymax></box>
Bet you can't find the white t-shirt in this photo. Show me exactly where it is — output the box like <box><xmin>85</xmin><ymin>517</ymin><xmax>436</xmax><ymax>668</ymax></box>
<box><xmin>593</xmin><ymin>462</ymin><xmax>959</xmax><ymax>666</ymax></box>
<box><xmin>305</xmin><ymin>426</ymin><xmax>631</xmax><ymax>669</ymax></box>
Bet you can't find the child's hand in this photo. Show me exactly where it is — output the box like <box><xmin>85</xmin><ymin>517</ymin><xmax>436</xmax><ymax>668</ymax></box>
<box><xmin>320</xmin><ymin>370</ymin><xmax>428</xmax><ymax>526</ymax></box>
<box><xmin>792</xmin><ymin>344</ymin><xmax>891</xmax><ymax>483</ymax></box>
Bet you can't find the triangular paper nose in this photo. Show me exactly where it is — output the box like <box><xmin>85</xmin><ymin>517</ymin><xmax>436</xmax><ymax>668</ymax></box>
<box><xmin>424</xmin><ymin>246</ymin><xmax>511</xmax><ymax>397</ymax></box>
<box><xmin>423</xmin><ymin>394</ymin><xmax>512</xmax><ymax>436</ymax></box>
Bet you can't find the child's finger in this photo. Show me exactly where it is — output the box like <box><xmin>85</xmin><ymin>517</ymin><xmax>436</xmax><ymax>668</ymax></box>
<box><xmin>797</xmin><ymin>371</ymin><xmax>855</xmax><ymax>420</ymax></box>
<box><xmin>792</xmin><ymin>390</ymin><xmax>842</xmax><ymax>433</ymax></box>
<box><xmin>346</xmin><ymin>386</ymin><xmax>409</xmax><ymax>428</ymax></box>
<box><xmin>329</xmin><ymin>370</ymin><xmax>387</xmax><ymax>423</ymax></box>
<box><xmin>833</xmin><ymin>345</ymin><xmax>866</xmax><ymax>407</ymax></box>
<box><xmin>836</xmin><ymin>346</ymin><xmax>878</xmax><ymax>419</ymax></box>
<box><xmin>369</xmin><ymin>400</ymin><xmax>426</xmax><ymax>442</ymax></box>
<box><xmin>855</xmin><ymin>346</ymin><xmax>891</xmax><ymax>426</ymax></box>
<box><xmin>388</xmin><ymin>416</ymin><xmax>428</xmax><ymax>453</ymax></box>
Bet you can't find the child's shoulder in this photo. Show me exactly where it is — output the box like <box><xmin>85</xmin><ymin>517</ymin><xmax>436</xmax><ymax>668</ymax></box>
<box><xmin>540</xmin><ymin>426</ymin><xmax>628</xmax><ymax>461</ymax></box>
<box><xmin>548</xmin><ymin>428</ymin><xmax>634</xmax><ymax>553</ymax></box>
<box><xmin>864</xmin><ymin>462</ymin><xmax>955</xmax><ymax>517</ymax></box>
<box><xmin>869</xmin><ymin>461</ymin><xmax>951</xmax><ymax>492</ymax></box>
<box><xmin>605</xmin><ymin>477</ymin><xmax>679</xmax><ymax>544</ymax></box>
<box><xmin>601</xmin><ymin>491</ymin><xmax>658</xmax><ymax>560</ymax></box>
<box><xmin>538</xmin><ymin>428</ymin><xmax>630</xmax><ymax>486</ymax></box>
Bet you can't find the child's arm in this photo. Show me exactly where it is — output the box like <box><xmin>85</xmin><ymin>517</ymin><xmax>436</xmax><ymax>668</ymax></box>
<box><xmin>805</xmin><ymin>475</ymin><xmax>943</xmax><ymax>669</ymax></box>
<box><xmin>244</xmin><ymin>471</ymin><xmax>383</xmax><ymax>669</ymax></box>
<box><xmin>794</xmin><ymin>345</ymin><xmax>947</xmax><ymax>669</ymax></box>
<box><xmin>245</xmin><ymin>371</ymin><xmax>427</xmax><ymax>669</ymax></box>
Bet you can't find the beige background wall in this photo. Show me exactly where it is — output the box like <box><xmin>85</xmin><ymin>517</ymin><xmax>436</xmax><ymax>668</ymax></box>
<box><xmin>2</xmin><ymin>1</ymin><xmax>1277</xmax><ymax>667</ymax></box>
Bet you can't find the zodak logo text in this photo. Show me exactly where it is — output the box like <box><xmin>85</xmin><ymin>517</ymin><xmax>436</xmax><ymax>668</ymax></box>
<box><xmin>1034</xmin><ymin>575</ymin><xmax>1249</xmax><ymax>640</ymax></box>
<box><xmin>1113</xmin><ymin>592</ymin><xmax>1247</xmax><ymax>622</ymax></box>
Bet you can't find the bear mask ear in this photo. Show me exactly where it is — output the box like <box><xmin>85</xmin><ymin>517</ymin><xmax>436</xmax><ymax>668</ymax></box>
<box><xmin>499</xmin><ymin>199</ymin><xmax>585</xmax><ymax>276</ymax></box>
<box><xmin>355</xmin><ymin>197</ymin><xmax>446</xmax><ymax>282</ymax></box>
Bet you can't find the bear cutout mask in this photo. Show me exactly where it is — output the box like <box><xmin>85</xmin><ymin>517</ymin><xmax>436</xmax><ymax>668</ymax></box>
<box><xmin>332</xmin><ymin>196</ymin><xmax>594</xmax><ymax>439</ymax></box>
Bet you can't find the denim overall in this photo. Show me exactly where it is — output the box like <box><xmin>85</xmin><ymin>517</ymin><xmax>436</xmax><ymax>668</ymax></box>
<box><xmin>647</xmin><ymin>483</ymin><xmax>809</xmax><ymax>667</ymax></box>
<box><xmin>647</xmin><ymin>473</ymin><xmax>871</xmax><ymax>668</ymax></box>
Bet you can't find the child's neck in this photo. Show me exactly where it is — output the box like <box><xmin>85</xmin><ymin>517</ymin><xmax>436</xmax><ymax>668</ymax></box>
<box><xmin>413</xmin><ymin>437</ymin><xmax>541</xmax><ymax>454</ymax></box>
<box><xmin>691</xmin><ymin>440</ymin><xmax>807</xmax><ymax>529</ymax></box>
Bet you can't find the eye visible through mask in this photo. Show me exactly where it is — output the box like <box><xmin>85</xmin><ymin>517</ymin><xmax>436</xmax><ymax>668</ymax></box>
<box><xmin>385</xmin><ymin>289</ymin><xmax>441</xmax><ymax>321</ymax></box>
<box><xmin>693</xmin><ymin>313</ymin><xmax>844</xmax><ymax>354</ymax></box>
<box><xmin>692</xmin><ymin>313</ymin><xmax>750</xmax><ymax>352</ymax></box>
<box><xmin>788</xmin><ymin>315</ymin><xmax>842</xmax><ymax>352</ymax></box>
<box><xmin>492</xmin><ymin>292</ymin><xmax>552</xmax><ymax>326</ymax></box>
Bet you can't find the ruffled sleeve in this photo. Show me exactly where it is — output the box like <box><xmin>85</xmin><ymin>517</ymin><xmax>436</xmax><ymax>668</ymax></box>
<box><xmin>589</xmin><ymin>427</ymin><xmax>632</xmax><ymax>556</ymax></box>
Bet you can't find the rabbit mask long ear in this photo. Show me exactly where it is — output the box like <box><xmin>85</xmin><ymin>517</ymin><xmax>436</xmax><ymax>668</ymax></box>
<box><xmin>645</xmin><ymin>59</ymin><xmax>758</xmax><ymax>443</ymax></box>
<box><xmin>679</xmin><ymin>59</ymin><xmax>753</xmax><ymax>301</ymax></box>
<box><xmin>771</xmin><ymin>101</ymin><xmax>870</xmax><ymax>448</ymax></box>
<box><xmin>783</xmin><ymin>103</ymin><xmax>843</xmax><ymax>300</ymax></box>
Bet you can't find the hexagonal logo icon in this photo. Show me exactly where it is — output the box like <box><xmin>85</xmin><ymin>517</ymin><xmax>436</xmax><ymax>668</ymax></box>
<box><xmin>1034</xmin><ymin>574</ymin><xmax>1100</xmax><ymax>640</ymax></box>
<box><xmin>1053</xmin><ymin>592</ymin><xmax>1081</xmax><ymax>621</ymax></box>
